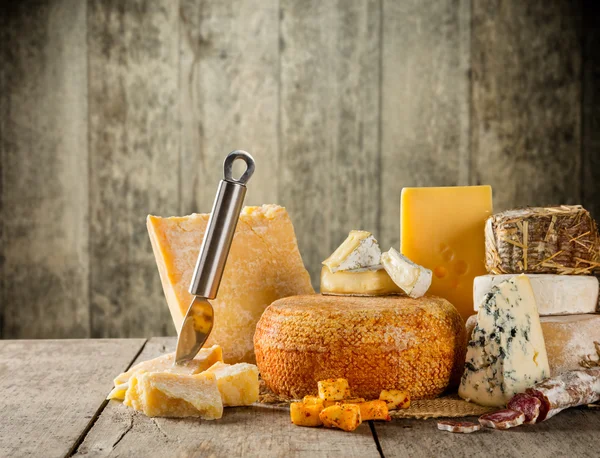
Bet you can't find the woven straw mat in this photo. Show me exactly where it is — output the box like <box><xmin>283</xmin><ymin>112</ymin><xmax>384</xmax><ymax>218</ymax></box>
<box><xmin>258</xmin><ymin>380</ymin><xmax>494</xmax><ymax>419</ymax></box>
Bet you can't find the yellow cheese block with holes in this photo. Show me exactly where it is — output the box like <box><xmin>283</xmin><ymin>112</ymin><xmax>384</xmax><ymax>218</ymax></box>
<box><xmin>401</xmin><ymin>186</ymin><xmax>492</xmax><ymax>322</ymax></box>
<box><xmin>206</xmin><ymin>361</ymin><xmax>259</xmax><ymax>406</ymax></box>
<box><xmin>147</xmin><ymin>205</ymin><xmax>314</xmax><ymax>363</ymax></box>
<box><xmin>124</xmin><ymin>371</ymin><xmax>223</xmax><ymax>419</ymax></box>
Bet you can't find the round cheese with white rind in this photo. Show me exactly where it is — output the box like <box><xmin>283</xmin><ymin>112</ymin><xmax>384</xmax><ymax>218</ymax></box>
<box><xmin>473</xmin><ymin>274</ymin><xmax>599</xmax><ymax>315</ymax></box>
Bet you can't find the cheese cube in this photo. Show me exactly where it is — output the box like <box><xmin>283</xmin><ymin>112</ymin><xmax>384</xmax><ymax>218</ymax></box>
<box><xmin>318</xmin><ymin>379</ymin><xmax>351</xmax><ymax>401</ymax></box>
<box><xmin>319</xmin><ymin>404</ymin><xmax>362</xmax><ymax>432</ymax></box>
<box><xmin>290</xmin><ymin>402</ymin><xmax>323</xmax><ymax>427</ymax></box>
<box><xmin>205</xmin><ymin>362</ymin><xmax>259</xmax><ymax>406</ymax></box>
<box><xmin>147</xmin><ymin>205</ymin><xmax>314</xmax><ymax>363</ymax></box>
<box><xmin>401</xmin><ymin>186</ymin><xmax>493</xmax><ymax>321</ymax></box>
<box><xmin>124</xmin><ymin>371</ymin><xmax>223</xmax><ymax>419</ymax></box>
<box><xmin>110</xmin><ymin>345</ymin><xmax>223</xmax><ymax>401</ymax></box>
<box><xmin>379</xmin><ymin>390</ymin><xmax>411</xmax><ymax>410</ymax></box>
<box><xmin>358</xmin><ymin>400</ymin><xmax>390</xmax><ymax>421</ymax></box>
<box><xmin>459</xmin><ymin>275</ymin><xmax>550</xmax><ymax>406</ymax></box>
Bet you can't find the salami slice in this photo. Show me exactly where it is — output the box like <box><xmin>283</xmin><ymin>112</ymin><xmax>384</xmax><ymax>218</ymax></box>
<box><xmin>437</xmin><ymin>420</ymin><xmax>481</xmax><ymax>434</ymax></box>
<box><xmin>478</xmin><ymin>409</ymin><xmax>525</xmax><ymax>430</ymax></box>
<box><xmin>507</xmin><ymin>393</ymin><xmax>541</xmax><ymax>424</ymax></box>
<box><xmin>525</xmin><ymin>368</ymin><xmax>600</xmax><ymax>422</ymax></box>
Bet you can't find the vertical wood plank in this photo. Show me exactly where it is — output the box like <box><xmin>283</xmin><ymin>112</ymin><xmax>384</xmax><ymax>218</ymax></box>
<box><xmin>179</xmin><ymin>0</ymin><xmax>279</xmax><ymax>213</ymax></box>
<box><xmin>0</xmin><ymin>0</ymin><xmax>89</xmax><ymax>338</ymax></box>
<box><xmin>582</xmin><ymin>0</ymin><xmax>600</xmax><ymax>220</ymax></box>
<box><xmin>471</xmin><ymin>0</ymin><xmax>582</xmax><ymax>212</ymax></box>
<box><xmin>380</xmin><ymin>0</ymin><xmax>472</xmax><ymax>250</ymax></box>
<box><xmin>279</xmin><ymin>0</ymin><xmax>381</xmax><ymax>286</ymax></box>
<box><xmin>88</xmin><ymin>0</ymin><xmax>179</xmax><ymax>337</ymax></box>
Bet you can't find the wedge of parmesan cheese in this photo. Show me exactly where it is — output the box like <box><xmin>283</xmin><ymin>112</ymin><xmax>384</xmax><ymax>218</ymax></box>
<box><xmin>381</xmin><ymin>248</ymin><xmax>432</xmax><ymax>298</ymax></box>
<box><xmin>322</xmin><ymin>230</ymin><xmax>381</xmax><ymax>273</ymax></box>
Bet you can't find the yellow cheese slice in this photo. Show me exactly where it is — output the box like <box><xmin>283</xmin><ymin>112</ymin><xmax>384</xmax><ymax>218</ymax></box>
<box><xmin>206</xmin><ymin>361</ymin><xmax>259</xmax><ymax>406</ymax></box>
<box><xmin>147</xmin><ymin>205</ymin><xmax>314</xmax><ymax>363</ymax></box>
<box><xmin>320</xmin><ymin>266</ymin><xmax>402</xmax><ymax>296</ymax></box>
<box><xmin>124</xmin><ymin>371</ymin><xmax>223</xmax><ymax>419</ymax></box>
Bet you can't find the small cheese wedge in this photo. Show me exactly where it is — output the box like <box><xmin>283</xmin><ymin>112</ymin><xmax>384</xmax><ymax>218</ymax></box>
<box><xmin>322</xmin><ymin>230</ymin><xmax>381</xmax><ymax>273</ymax></box>
<box><xmin>205</xmin><ymin>362</ymin><xmax>259</xmax><ymax>406</ymax></box>
<box><xmin>124</xmin><ymin>371</ymin><xmax>223</xmax><ymax>419</ymax></box>
<box><xmin>381</xmin><ymin>248</ymin><xmax>432</xmax><ymax>298</ymax></box>
<box><xmin>459</xmin><ymin>275</ymin><xmax>550</xmax><ymax>407</ymax></box>
<box><xmin>320</xmin><ymin>266</ymin><xmax>402</xmax><ymax>296</ymax></box>
<box><xmin>110</xmin><ymin>345</ymin><xmax>223</xmax><ymax>401</ymax></box>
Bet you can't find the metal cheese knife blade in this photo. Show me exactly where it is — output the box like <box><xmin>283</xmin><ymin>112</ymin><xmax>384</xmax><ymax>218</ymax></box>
<box><xmin>175</xmin><ymin>150</ymin><xmax>255</xmax><ymax>365</ymax></box>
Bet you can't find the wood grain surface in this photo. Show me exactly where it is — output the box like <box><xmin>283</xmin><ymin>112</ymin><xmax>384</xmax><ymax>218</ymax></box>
<box><xmin>0</xmin><ymin>338</ymin><xmax>145</xmax><ymax>458</ymax></box>
<box><xmin>0</xmin><ymin>0</ymin><xmax>90</xmax><ymax>338</ymax></box>
<box><xmin>88</xmin><ymin>0</ymin><xmax>179</xmax><ymax>338</ymax></box>
<box><xmin>73</xmin><ymin>337</ymin><xmax>381</xmax><ymax>458</ymax></box>
<box><xmin>280</xmin><ymin>0</ymin><xmax>381</xmax><ymax>285</ymax></box>
<box><xmin>0</xmin><ymin>0</ymin><xmax>595</xmax><ymax>338</ymax></box>
<box><xmin>380</xmin><ymin>0</ymin><xmax>471</xmax><ymax>249</ymax></box>
<box><xmin>470</xmin><ymin>1</ymin><xmax>582</xmax><ymax>213</ymax></box>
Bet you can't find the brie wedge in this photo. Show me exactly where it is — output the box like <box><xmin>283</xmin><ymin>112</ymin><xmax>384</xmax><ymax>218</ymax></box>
<box><xmin>323</xmin><ymin>230</ymin><xmax>381</xmax><ymax>273</ymax></box>
<box><xmin>381</xmin><ymin>248</ymin><xmax>432</xmax><ymax>298</ymax></box>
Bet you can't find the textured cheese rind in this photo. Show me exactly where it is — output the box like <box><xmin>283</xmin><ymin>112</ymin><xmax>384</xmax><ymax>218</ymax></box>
<box><xmin>474</xmin><ymin>274</ymin><xmax>599</xmax><ymax>315</ymax></box>
<box><xmin>147</xmin><ymin>205</ymin><xmax>314</xmax><ymax>364</ymax></box>
<box><xmin>322</xmin><ymin>231</ymin><xmax>381</xmax><ymax>273</ymax></box>
<box><xmin>205</xmin><ymin>362</ymin><xmax>260</xmax><ymax>406</ymax></box>
<box><xmin>459</xmin><ymin>275</ymin><xmax>550</xmax><ymax>407</ymax></box>
<box><xmin>254</xmin><ymin>294</ymin><xmax>466</xmax><ymax>400</ymax></box>
<box><xmin>466</xmin><ymin>313</ymin><xmax>600</xmax><ymax>376</ymax></box>
<box><xmin>320</xmin><ymin>266</ymin><xmax>403</xmax><ymax>296</ymax></box>
<box><xmin>381</xmin><ymin>248</ymin><xmax>432</xmax><ymax>298</ymax></box>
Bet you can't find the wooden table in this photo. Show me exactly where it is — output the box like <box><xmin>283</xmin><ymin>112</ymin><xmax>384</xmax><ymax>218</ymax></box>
<box><xmin>1</xmin><ymin>338</ymin><xmax>599</xmax><ymax>458</ymax></box>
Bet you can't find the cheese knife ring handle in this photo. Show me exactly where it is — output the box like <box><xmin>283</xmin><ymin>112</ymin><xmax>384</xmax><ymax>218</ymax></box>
<box><xmin>175</xmin><ymin>150</ymin><xmax>254</xmax><ymax>364</ymax></box>
<box><xmin>189</xmin><ymin>150</ymin><xmax>255</xmax><ymax>299</ymax></box>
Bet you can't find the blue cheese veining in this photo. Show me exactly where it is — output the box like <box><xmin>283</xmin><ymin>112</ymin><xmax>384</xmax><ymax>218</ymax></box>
<box><xmin>458</xmin><ymin>274</ymin><xmax>550</xmax><ymax>407</ymax></box>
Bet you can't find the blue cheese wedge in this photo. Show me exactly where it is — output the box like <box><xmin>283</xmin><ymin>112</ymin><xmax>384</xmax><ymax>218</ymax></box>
<box><xmin>458</xmin><ymin>274</ymin><xmax>550</xmax><ymax>407</ymax></box>
<box><xmin>381</xmin><ymin>248</ymin><xmax>432</xmax><ymax>298</ymax></box>
<box><xmin>322</xmin><ymin>230</ymin><xmax>381</xmax><ymax>273</ymax></box>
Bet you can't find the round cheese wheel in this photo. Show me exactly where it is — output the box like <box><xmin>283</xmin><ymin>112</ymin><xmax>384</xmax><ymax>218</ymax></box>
<box><xmin>466</xmin><ymin>313</ymin><xmax>600</xmax><ymax>376</ymax></box>
<box><xmin>254</xmin><ymin>294</ymin><xmax>466</xmax><ymax>400</ymax></box>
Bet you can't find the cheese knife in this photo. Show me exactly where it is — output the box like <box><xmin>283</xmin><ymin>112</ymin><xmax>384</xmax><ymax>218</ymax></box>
<box><xmin>175</xmin><ymin>150</ymin><xmax>255</xmax><ymax>365</ymax></box>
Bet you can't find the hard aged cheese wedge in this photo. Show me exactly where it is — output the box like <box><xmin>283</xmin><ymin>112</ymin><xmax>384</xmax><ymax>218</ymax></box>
<box><xmin>124</xmin><ymin>371</ymin><xmax>223</xmax><ymax>419</ymax></box>
<box><xmin>401</xmin><ymin>186</ymin><xmax>493</xmax><ymax>322</ymax></box>
<box><xmin>108</xmin><ymin>346</ymin><xmax>223</xmax><ymax>400</ymax></box>
<box><xmin>255</xmin><ymin>294</ymin><xmax>466</xmax><ymax>399</ymax></box>
<box><xmin>466</xmin><ymin>313</ymin><xmax>600</xmax><ymax>376</ymax></box>
<box><xmin>320</xmin><ymin>266</ymin><xmax>402</xmax><ymax>296</ymax></box>
<box><xmin>381</xmin><ymin>248</ymin><xmax>432</xmax><ymax>298</ymax></box>
<box><xmin>147</xmin><ymin>205</ymin><xmax>314</xmax><ymax>363</ymax></box>
<box><xmin>322</xmin><ymin>230</ymin><xmax>381</xmax><ymax>273</ymax></box>
<box><xmin>474</xmin><ymin>274</ymin><xmax>599</xmax><ymax>315</ymax></box>
<box><xmin>205</xmin><ymin>362</ymin><xmax>259</xmax><ymax>406</ymax></box>
<box><xmin>459</xmin><ymin>275</ymin><xmax>550</xmax><ymax>407</ymax></box>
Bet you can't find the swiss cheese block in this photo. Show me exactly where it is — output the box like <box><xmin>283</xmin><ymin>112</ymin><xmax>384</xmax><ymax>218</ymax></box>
<box><xmin>474</xmin><ymin>274</ymin><xmax>599</xmax><ymax>315</ymax></box>
<box><xmin>466</xmin><ymin>313</ymin><xmax>600</xmax><ymax>376</ymax></box>
<box><xmin>401</xmin><ymin>186</ymin><xmax>493</xmax><ymax>322</ymax></box>
<box><xmin>320</xmin><ymin>265</ymin><xmax>402</xmax><ymax>296</ymax></box>
<box><xmin>459</xmin><ymin>275</ymin><xmax>550</xmax><ymax>407</ymax></box>
<box><xmin>254</xmin><ymin>294</ymin><xmax>466</xmax><ymax>400</ymax></box>
<box><xmin>124</xmin><ymin>371</ymin><xmax>223</xmax><ymax>419</ymax></box>
<box><xmin>205</xmin><ymin>362</ymin><xmax>259</xmax><ymax>406</ymax></box>
<box><xmin>147</xmin><ymin>205</ymin><xmax>314</xmax><ymax>363</ymax></box>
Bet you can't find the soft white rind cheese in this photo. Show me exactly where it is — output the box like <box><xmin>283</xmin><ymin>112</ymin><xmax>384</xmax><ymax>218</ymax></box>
<box><xmin>459</xmin><ymin>275</ymin><xmax>550</xmax><ymax>407</ymax></box>
<box><xmin>323</xmin><ymin>230</ymin><xmax>381</xmax><ymax>273</ymax></box>
<box><xmin>474</xmin><ymin>274</ymin><xmax>599</xmax><ymax>315</ymax></box>
<box><xmin>381</xmin><ymin>248</ymin><xmax>432</xmax><ymax>298</ymax></box>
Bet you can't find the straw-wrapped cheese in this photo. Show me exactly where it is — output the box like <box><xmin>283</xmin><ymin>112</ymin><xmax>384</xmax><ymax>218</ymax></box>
<box><xmin>485</xmin><ymin>205</ymin><xmax>600</xmax><ymax>275</ymax></box>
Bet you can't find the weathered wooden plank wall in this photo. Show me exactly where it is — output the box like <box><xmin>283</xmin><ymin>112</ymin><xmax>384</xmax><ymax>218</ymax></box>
<box><xmin>0</xmin><ymin>0</ymin><xmax>596</xmax><ymax>339</ymax></box>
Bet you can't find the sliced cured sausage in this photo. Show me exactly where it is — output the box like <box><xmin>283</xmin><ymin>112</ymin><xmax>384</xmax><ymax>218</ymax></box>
<box><xmin>525</xmin><ymin>368</ymin><xmax>600</xmax><ymax>422</ymax></box>
<box><xmin>437</xmin><ymin>420</ymin><xmax>481</xmax><ymax>434</ymax></box>
<box><xmin>507</xmin><ymin>393</ymin><xmax>541</xmax><ymax>424</ymax></box>
<box><xmin>478</xmin><ymin>409</ymin><xmax>525</xmax><ymax>430</ymax></box>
